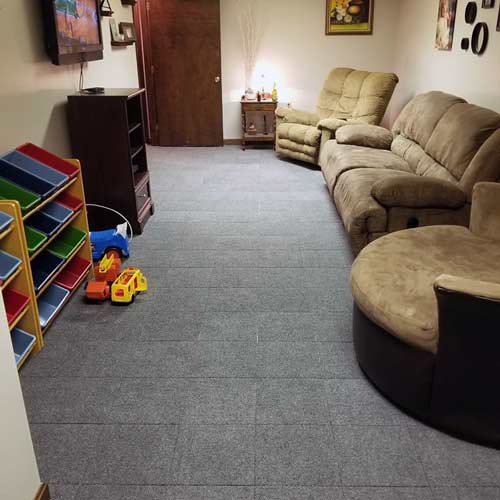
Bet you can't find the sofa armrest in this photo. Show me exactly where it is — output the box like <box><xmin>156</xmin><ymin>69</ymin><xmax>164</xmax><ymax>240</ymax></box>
<box><xmin>435</xmin><ymin>275</ymin><xmax>500</xmax><ymax>303</ymax></box>
<box><xmin>432</xmin><ymin>274</ymin><xmax>500</xmax><ymax>414</ymax></box>
<box><xmin>276</xmin><ymin>107</ymin><xmax>319</xmax><ymax>127</ymax></box>
<box><xmin>371</xmin><ymin>176</ymin><xmax>467</xmax><ymax>209</ymax></box>
<box><xmin>470</xmin><ymin>182</ymin><xmax>500</xmax><ymax>241</ymax></box>
<box><xmin>336</xmin><ymin>124</ymin><xmax>393</xmax><ymax>150</ymax></box>
<box><xmin>317</xmin><ymin>118</ymin><xmax>350</xmax><ymax>133</ymax></box>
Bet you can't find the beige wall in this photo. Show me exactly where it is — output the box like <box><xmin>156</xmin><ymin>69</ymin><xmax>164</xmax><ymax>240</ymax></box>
<box><xmin>0</xmin><ymin>293</ymin><xmax>41</xmax><ymax>500</ymax></box>
<box><xmin>390</xmin><ymin>0</ymin><xmax>500</xmax><ymax>122</ymax></box>
<box><xmin>221</xmin><ymin>0</ymin><xmax>402</xmax><ymax>139</ymax></box>
<box><xmin>0</xmin><ymin>0</ymin><xmax>138</xmax><ymax>156</ymax></box>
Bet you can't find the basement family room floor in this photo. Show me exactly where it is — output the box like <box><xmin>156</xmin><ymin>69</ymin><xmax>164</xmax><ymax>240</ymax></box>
<box><xmin>19</xmin><ymin>146</ymin><xmax>500</xmax><ymax>500</ymax></box>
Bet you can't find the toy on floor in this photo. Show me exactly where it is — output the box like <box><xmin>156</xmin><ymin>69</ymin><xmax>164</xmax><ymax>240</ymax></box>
<box><xmin>86</xmin><ymin>252</ymin><xmax>147</xmax><ymax>305</ymax></box>
<box><xmin>90</xmin><ymin>222</ymin><xmax>130</xmax><ymax>261</ymax></box>
<box><xmin>85</xmin><ymin>253</ymin><xmax>122</xmax><ymax>302</ymax></box>
<box><xmin>111</xmin><ymin>267</ymin><xmax>148</xmax><ymax>305</ymax></box>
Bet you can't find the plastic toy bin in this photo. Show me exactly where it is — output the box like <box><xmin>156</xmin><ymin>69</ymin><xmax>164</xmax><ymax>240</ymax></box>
<box><xmin>48</xmin><ymin>226</ymin><xmax>86</xmax><ymax>259</ymax></box>
<box><xmin>37</xmin><ymin>283</ymin><xmax>69</xmax><ymax>328</ymax></box>
<box><xmin>0</xmin><ymin>157</ymin><xmax>57</xmax><ymax>199</ymax></box>
<box><xmin>0</xmin><ymin>250</ymin><xmax>22</xmax><ymax>283</ymax></box>
<box><xmin>25</xmin><ymin>227</ymin><xmax>48</xmax><ymax>255</ymax></box>
<box><xmin>55</xmin><ymin>255</ymin><xmax>91</xmax><ymax>290</ymax></box>
<box><xmin>0</xmin><ymin>211</ymin><xmax>13</xmax><ymax>232</ymax></box>
<box><xmin>31</xmin><ymin>251</ymin><xmax>64</xmax><ymax>293</ymax></box>
<box><xmin>55</xmin><ymin>192</ymin><xmax>83</xmax><ymax>212</ymax></box>
<box><xmin>26</xmin><ymin>212</ymin><xmax>62</xmax><ymax>237</ymax></box>
<box><xmin>40</xmin><ymin>201</ymin><xmax>73</xmax><ymax>224</ymax></box>
<box><xmin>1</xmin><ymin>150</ymin><xmax>68</xmax><ymax>188</ymax></box>
<box><xmin>0</xmin><ymin>178</ymin><xmax>40</xmax><ymax>214</ymax></box>
<box><xmin>3</xmin><ymin>288</ymin><xmax>30</xmax><ymax>325</ymax></box>
<box><xmin>11</xmin><ymin>328</ymin><xmax>36</xmax><ymax>366</ymax></box>
<box><xmin>17</xmin><ymin>143</ymin><xmax>79</xmax><ymax>179</ymax></box>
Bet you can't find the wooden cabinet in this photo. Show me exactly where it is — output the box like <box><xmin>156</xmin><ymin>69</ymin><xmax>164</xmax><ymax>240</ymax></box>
<box><xmin>241</xmin><ymin>99</ymin><xmax>278</xmax><ymax>150</ymax></box>
<box><xmin>67</xmin><ymin>89</ymin><xmax>154</xmax><ymax>234</ymax></box>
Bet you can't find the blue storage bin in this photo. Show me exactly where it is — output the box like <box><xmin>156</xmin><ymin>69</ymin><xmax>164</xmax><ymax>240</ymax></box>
<box><xmin>2</xmin><ymin>150</ymin><xmax>68</xmax><ymax>189</ymax></box>
<box><xmin>26</xmin><ymin>211</ymin><xmax>62</xmax><ymax>237</ymax></box>
<box><xmin>0</xmin><ymin>211</ymin><xmax>13</xmax><ymax>232</ymax></box>
<box><xmin>0</xmin><ymin>158</ymin><xmax>56</xmax><ymax>199</ymax></box>
<box><xmin>11</xmin><ymin>327</ymin><xmax>36</xmax><ymax>366</ymax></box>
<box><xmin>31</xmin><ymin>250</ymin><xmax>64</xmax><ymax>293</ymax></box>
<box><xmin>0</xmin><ymin>250</ymin><xmax>21</xmax><ymax>282</ymax></box>
<box><xmin>40</xmin><ymin>201</ymin><xmax>73</xmax><ymax>224</ymax></box>
<box><xmin>37</xmin><ymin>283</ymin><xmax>69</xmax><ymax>328</ymax></box>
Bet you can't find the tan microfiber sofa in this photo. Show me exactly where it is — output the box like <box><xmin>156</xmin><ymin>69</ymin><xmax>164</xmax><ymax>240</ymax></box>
<box><xmin>321</xmin><ymin>91</ymin><xmax>500</xmax><ymax>255</ymax></box>
<box><xmin>275</xmin><ymin>67</ymin><xmax>399</xmax><ymax>165</ymax></box>
<box><xmin>350</xmin><ymin>182</ymin><xmax>500</xmax><ymax>447</ymax></box>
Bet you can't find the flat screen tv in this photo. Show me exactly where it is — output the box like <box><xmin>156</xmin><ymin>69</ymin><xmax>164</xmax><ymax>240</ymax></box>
<box><xmin>42</xmin><ymin>0</ymin><xmax>104</xmax><ymax>65</ymax></box>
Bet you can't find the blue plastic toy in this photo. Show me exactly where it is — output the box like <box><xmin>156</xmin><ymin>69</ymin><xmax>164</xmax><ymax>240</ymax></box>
<box><xmin>90</xmin><ymin>223</ymin><xmax>130</xmax><ymax>261</ymax></box>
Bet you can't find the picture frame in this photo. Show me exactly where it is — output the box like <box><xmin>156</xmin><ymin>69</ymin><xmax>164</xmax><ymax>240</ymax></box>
<box><xmin>325</xmin><ymin>0</ymin><xmax>374</xmax><ymax>35</ymax></box>
<box><xmin>119</xmin><ymin>22</ymin><xmax>136</xmax><ymax>43</ymax></box>
<box><xmin>109</xmin><ymin>18</ymin><xmax>124</xmax><ymax>44</ymax></box>
<box><xmin>435</xmin><ymin>0</ymin><xmax>458</xmax><ymax>51</ymax></box>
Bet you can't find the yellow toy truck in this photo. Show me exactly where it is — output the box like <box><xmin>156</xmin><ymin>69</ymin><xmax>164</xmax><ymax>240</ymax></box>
<box><xmin>111</xmin><ymin>267</ymin><xmax>148</xmax><ymax>305</ymax></box>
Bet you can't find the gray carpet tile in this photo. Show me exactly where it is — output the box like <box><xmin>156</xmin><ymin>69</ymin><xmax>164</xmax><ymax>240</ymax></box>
<box><xmin>170</xmin><ymin>425</ymin><xmax>255</xmax><ymax>485</ymax></box>
<box><xmin>255</xmin><ymin>486</ymin><xmax>345</xmax><ymax>500</ymax></box>
<box><xmin>335</xmin><ymin>425</ymin><xmax>428</xmax><ymax>487</ymax></box>
<box><xmin>255</xmin><ymin>425</ymin><xmax>341</xmax><ymax>486</ymax></box>
<box><xmin>47</xmin><ymin>484</ymin><xmax>80</xmax><ymax>500</ymax></box>
<box><xmin>19</xmin><ymin>146</ymin><xmax>499</xmax><ymax>495</ymax></box>
<box><xmin>343</xmin><ymin>487</ymin><xmax>434</xmax><ymax>500</ymax></box>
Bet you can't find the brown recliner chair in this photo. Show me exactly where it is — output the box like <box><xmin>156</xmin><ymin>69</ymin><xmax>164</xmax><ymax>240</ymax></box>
<box><xmin>275</xmin><ymin>67</ymin><xmax>399</xmax><ymax>165</ymax></box>
<box><xmin>350</xmin><ymin>182</ymin><xmax>500</xmax><ymax>448</ymax></box>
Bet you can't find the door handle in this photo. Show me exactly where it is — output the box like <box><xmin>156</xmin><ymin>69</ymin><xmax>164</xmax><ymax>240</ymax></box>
<box><xmin>214</xmin><ymin>76</ymin><xmax>221</xmax><ymax>83</ymax></box>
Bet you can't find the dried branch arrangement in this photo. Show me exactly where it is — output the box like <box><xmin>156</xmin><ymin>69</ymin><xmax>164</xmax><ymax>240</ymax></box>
<box><xmin>236</xmin><ymin>0</ymin><xmax>263</xmax><ymax>92</ymax></box>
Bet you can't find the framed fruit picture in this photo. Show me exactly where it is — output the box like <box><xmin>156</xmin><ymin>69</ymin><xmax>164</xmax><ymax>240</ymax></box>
<box><xmin>326</xmin><ymin>0</ymin><xmax>374</xmax><ymax>35</ymax></box>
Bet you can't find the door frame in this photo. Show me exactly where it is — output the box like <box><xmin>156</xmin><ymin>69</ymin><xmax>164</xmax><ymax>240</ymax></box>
<box><xmin>133</xmin><ymin>0</ymin><xmax>159</xmax><ymax>146</ymax></box>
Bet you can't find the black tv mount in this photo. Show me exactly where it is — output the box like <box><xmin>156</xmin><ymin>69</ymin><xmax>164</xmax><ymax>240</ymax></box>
<box><xmin>100</xmin><ymin>0</ymin><xmax>114</xmax><ymax>17</ymax></box>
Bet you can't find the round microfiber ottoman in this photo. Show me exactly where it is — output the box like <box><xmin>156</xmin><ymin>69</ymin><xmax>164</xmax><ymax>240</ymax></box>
<box><xmin>350</xmin><ymin>224</ymin><xmax>500</xmax><ymax>448</ymax></box>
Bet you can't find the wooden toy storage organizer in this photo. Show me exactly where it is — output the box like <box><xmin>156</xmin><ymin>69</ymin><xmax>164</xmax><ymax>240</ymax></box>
<box><xmin>1</xmin><ymin>160</ymin><xmax>93</xmax><ymax>369</ymax></box>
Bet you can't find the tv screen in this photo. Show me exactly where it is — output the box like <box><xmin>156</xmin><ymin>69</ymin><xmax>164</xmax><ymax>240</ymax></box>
<box><xmin>43</xmin><ymin>0</ymin><xmax>104</xmax><ymax>65</ymax></box>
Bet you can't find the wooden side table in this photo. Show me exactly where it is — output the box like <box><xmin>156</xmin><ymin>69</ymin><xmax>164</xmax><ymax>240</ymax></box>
<box><xmin>241</xmin><ymin>98</ymin><xmax>278</xmax><ymax>150</ymax></box>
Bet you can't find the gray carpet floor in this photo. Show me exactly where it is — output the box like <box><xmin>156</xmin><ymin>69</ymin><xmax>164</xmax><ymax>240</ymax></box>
<box><xmin>20</xmin><ymin>146</ymin><xmax>500</xmax><ymax>500</ymax></box>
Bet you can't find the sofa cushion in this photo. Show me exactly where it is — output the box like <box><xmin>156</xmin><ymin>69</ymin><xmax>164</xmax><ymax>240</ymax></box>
<box><xmin>351</xmin><ymin>225</ymin><xmax>500</xmax><ymax>353</ymax></box>
<box><xmin>317</xmin><ymin>68</ymin><xmax>399</xmax><ymax>123</ymax></box>
<box><xmin>392</xmin><ymin>91</ymin><xmax>500</xmax><ymax>198</ymax></box>
<box><xmin>321</xmin><ymin>142</ymin><xmax>412</xmax><ymax>194</ymax></box>
<box><xmin>334</xmin><ymin>168</ymin><xmax>410</xmax><ymax>255</ymax></box>
<box><xmin>336</xmin><ymin>124</ymin><xmax>393</xmax><ymax>150</ymax></box>
<box><xmin>372</xmin><ymin>175</ymin><xmax>467</xmax><ymax>209</ymax></box>
<box><xmin>277</xmin><ymin>123</ymin><xmax>322</xmax><ymax>147</ymax></box>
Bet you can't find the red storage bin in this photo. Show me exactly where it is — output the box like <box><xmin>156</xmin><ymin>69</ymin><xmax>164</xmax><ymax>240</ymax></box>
<box><xmin>17</xmin><ymin>143</ymin><xmax>79</xmax><ymax>179</ymax></box>
<box><xmin>54</xmin><ymin>256</ymin><xmax>91</xmax><ymax>290</ymax></box>
<box><xmin>3</xmin><ymin>288</ymin><xmax>30</xmax><ymax>325</ymax></box>
<box><xmin>55</xmin><ymin>192</ymin><xmax>84</xmax><ymax>212</ymax></box>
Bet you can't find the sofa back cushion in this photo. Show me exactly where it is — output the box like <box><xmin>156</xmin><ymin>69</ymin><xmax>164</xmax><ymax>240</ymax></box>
<box><xmin>392</xmin><ymin>91</ymin><xmax>500</xmax><ymax>199</ymax></box>
<box><xmin>317</xmin><ymin>68</ymin><xmax>399</xmax><ymax>124</ymax></box>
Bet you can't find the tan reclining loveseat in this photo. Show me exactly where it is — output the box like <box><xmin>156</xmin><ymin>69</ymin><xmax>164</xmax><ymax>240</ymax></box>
<box><xmin>321</xmin><ymin>91</ymin><xmax>500</xmax><ymax>255</ymax></box>
<box><xmin>275</xmin><ymin>67</ymin><xmax>399</xmax><ymax>165</ymax></box>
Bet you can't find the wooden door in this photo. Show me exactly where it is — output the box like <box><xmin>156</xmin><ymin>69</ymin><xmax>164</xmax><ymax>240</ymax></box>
<box><xmin>147</xmin><ymin>0</ymin><xmax>223</xmax><ymax>147</ymax></box>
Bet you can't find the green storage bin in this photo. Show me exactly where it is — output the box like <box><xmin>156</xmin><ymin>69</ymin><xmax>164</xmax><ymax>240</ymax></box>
<box><xmin>25</xmin><ymin>226</ymin><xmax>47</xmax><ymax>255</ymax></box>
<box><xmin>47</xmin><ymin>226</ymin><xmax>86</xmax><ymax>259</ymax></box>
<box><xmin>0</xmin><ymin>178</ymin><xmax>40</xmax><ymax>214</ymax></box>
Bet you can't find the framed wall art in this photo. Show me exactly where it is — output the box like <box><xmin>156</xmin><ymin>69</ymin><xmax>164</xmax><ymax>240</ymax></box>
<box><xmin>325</xmin><ymin>0</ymin><xmax>374</xmax><ymax>35</ymax></box>
<box><xmin>435</xmin><ymin>0</ymin><xmax>458</xmax><ymax>50</ymax></box>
